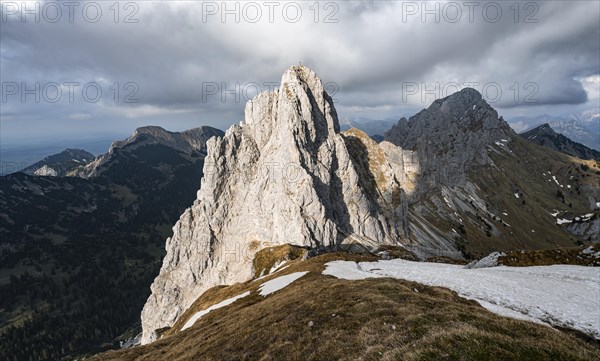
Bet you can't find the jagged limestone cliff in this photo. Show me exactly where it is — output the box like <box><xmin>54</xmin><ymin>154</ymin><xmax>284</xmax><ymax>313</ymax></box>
<box><xmin>140</xmin><ymin>66</ymin><xmax>411</xmax><ymax>343</ymax></box>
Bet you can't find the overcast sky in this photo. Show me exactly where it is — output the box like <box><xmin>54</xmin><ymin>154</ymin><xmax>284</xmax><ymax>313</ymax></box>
<box><xmin>1</xmin><ymin>0</ymin><xmax>599</xmax><ymax>146</ymax></box>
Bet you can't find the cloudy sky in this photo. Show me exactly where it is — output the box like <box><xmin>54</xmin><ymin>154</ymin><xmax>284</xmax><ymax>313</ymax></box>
<box><xmin>1</xmin><ymin>0</ymin><xmax>599</xmax><ymax>149</ymax></box>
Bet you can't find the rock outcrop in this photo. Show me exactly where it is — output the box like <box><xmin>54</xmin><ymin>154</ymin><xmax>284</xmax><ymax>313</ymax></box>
<box><xmin>140</xmin><ymin>66</ymin><xmax>410</xmax><ymax>343</ymax></box>
<box><xmin>33</xmin><ymin>165</ymin><xmax>59</xmax><ymax>177</ymax></box>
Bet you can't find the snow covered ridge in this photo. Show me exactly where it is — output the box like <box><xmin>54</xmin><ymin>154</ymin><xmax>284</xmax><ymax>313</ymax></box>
<box><xmin>180</xmin><ymin>272</ymin><xmax>309</xmax><ymax>331</ymax></box>
<box><xmin>323</xmin><ymin>260</ymin><xmax>600</xmax><ymax>339</ymax></box>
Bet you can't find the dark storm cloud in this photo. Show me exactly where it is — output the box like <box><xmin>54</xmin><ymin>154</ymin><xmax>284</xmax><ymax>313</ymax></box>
<box><xmin>0</xmin><ymin>0</ymin><xmax>599</xmax><ymax>139</ymax></box>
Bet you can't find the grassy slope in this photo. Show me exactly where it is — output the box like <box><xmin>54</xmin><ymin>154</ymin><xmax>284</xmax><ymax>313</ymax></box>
<box><xmin>91</xmin><ymin>251</ymin><xmax>600</xmax><ymax>361</ymax></box>
<box><xmin>497</xmin><ymin>243</ymin><xmax>600</xmax><ymax>267</ymax></box>
<box><xmin>420</xmin><ymin>136</ymin><xmax>599</xmax><ymax>259</ymax></box>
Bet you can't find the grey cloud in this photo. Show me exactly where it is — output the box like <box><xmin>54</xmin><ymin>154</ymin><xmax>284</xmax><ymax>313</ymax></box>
<box><xmin>1</xmin><ymin>0</ymin><xmax>599</xmax><ymax>140</ymax></box>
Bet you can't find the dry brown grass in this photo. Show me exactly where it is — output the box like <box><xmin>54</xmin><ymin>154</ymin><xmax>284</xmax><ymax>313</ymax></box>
<box><xmin>251</xmin><ymin>244</ymin><xmax>307</xmax><ymax>278</ymax></box>
<box><xmin>91</xmin><ymin>251</ymin><xmax>600</xmax><ymax>361</ymax></box>
<box><xmin>425</xmin><ymin>256</ymin><xmax>470</xmax><ymax>265</ymax></box>
<box><xmin>498</xmin><ymin>244</ymin><xmax>600</xmax><ymax>267</ymax></box>
<box><xmin>163</xmin><ymin>251</ymin><xmax>373</xmax><ymax>339</ymax></box>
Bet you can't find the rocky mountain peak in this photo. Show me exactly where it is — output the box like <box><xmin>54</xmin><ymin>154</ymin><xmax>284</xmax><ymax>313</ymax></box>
<box><xmin>384</xmin><ymin>87</ymin><xmax>513</xmax><ymax>190</ymax></box>
<box><xmin>133</xmin><ymin>125</ymin><xmax>171</xmax><ymax>136</ymax></box>
<box><xmin>140</xmin><ymin>67</ymin><xmax>409</xmax><ymax>344</ymax></box>
<box><xmin>414</xmin><ymin>87</ymin><xmax>501</xmax><ymax>130</ymax></box>
<box><xmin>243</xmin><ymin>65</ymin><xmax>339</xmax><ymax>151</ymax></box>
<box><xmin>281</xmin><ymin>65</ymin><xmax>339</xmax><ymax>134</ymax></box>
<box><xmin>532</xmin><ymin>123</ymin><xmax>555</xmax><ymax>134</ymax></box>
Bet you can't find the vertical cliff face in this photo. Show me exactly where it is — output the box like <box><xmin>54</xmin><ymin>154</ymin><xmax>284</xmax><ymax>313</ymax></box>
<box><xmin>140</xmin><ymin>66</ymin><xmax>410</xmax><ymax>343</ymax></box>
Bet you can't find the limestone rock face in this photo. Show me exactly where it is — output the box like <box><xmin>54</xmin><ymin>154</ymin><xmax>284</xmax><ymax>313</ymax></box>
<box><xmin>33</xmin><ymin>165</ymin><xmax>58</xmax><ymax>177</ymax></box>
<box><xmin>140</xmin><ymin>66</ymin><xmax>409</xmax><ymax>343</ymax></box>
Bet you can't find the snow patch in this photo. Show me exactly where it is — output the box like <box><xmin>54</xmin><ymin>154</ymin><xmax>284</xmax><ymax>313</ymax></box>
<box><xmin>581</xmin><ymin>213</ymin><xmax>594</xmax><ymax>221</ymax></box>
<box><xmin>323</xmin><ymin>260</ymin><xmax>600</xmax><ymax>339</ymax></box>
<box><xmin>556</xmin><ymin>218</ymin><xmax>572</xmax><ymax>225</ymax></box>
<box><xmin>181</xmin><ymin>291</ymin><xmax>251</xmax><ymax>331</ymax></box>
<box><xmin>259</xmin><ymin>271</ymin><xmax>308</xmax><ymax>297</ymax></box>
<box><xmin>514</xmin><ymin>193</ymin><xmax>520</xmax><ymax>199</ymax></box>
<box><xmin>269</xmin><ymin>260</ymin><xmax>288</xmax><ymax>274</ymax></box>
<box><xmin>443</xmin><ymin>196</ymin><xmax>451</xmax><ymax>207</ymax></box>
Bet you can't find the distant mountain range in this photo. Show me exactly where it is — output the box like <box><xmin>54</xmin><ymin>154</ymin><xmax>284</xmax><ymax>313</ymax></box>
<box><xmin>520</xmin><ymin>123</ymin><xmax>600</xmax><ymax>161</ymax></box>
<box><xmin>509</xmin><ymin>111</ymin><xmax>599</xmax><ymax>151</ymax></box>
<box><xmin>0</xmin><ymin>126</ymin><xmax>223</xmax><ymax>360</ymax></box>
<box><xmin>340</xmin><ymin>110</ymin><xmax>600</xmax><ymax>153</ymax></box>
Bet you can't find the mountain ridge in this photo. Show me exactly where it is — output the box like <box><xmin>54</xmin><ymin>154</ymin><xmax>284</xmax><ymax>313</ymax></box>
<box><xmin>509</xmin><ymin>112</ymin><xmax>599</xmax><ymax>151</ymax></box>
<box><xmin>74</xmin><ymin>125</ymin><xmax>223</xmax><ymax>178</ymax></box>
<box><xmin>0</xmin><ymin>125</ymin><xmax>224</xmax><ymax>360</ymax></box>
<box><xmin>520</xmin><ymin>123</ymin><xmax>600</xmax><ymax>161</ymax></box>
